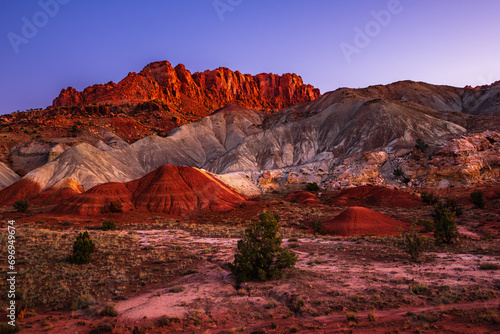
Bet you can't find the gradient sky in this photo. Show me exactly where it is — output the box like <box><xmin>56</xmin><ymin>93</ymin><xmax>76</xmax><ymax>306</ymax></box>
<box><xmin>1</xmin><ymin>0</ymin><xmax>500</xmax><ymax>114</ymax></box>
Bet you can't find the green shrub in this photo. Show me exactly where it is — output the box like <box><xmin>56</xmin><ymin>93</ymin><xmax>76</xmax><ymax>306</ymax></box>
<box><xmin>13</xmin><ymin>199</ymin><xmax>29</xmax><ymax>213</ymax></box>
<box><xmin>228</xmin><ymin>211</ymin><xmax>297</xmax><ymax>282</ymax></box>
<box><xmin>311</xmin><ymin>220</ymin><xmax>324</xmax><ymax>235</ymax></box>
<box><xmin>158</xmin><ymin>315</ymin><xmax>180</xmax><ymax>327</ymax></box>
<box><xmin>100</xmin><ymin>304</ymin><xmax>118</xmax><ymax>317</ymax></box>
<box><xmin>444</xmin><ymin>197</ymin><xmax>463</xmax><ymax>217</ymax></box>
<box><xmin>415</xmin><ymin>138</ymin><xmax>428</xmax><ymax>153</ymax></box>
<box><xmin>101</xmin><ymin>219</ymin><xmax>116</xmax><ymax>231</ymax></box>
<box><xmin>168</xmin><ymin>285</ymin><xmax>184</xmax><ymax>293</ymax></box>
<box><xmin>306</xmin><ymin>182</ymin><xmax>320</xmax><ymax>191</ymax></box>
<box><xmin>346</xmin><ymin>312</ymin><xmax>358</xmax><ymax>323</ymax></box>
<box><xmin>431</xmin><ymin>205</ymin><xmax>458</xmax><ymax>244</ymax></box>
<box><xmin>470</xmin><ymin>190</ymin><xmax>485</xmax><ymax>208</ymax></box>
<box><xmin>410</xmin><ymin>283</ymin><xmax>429</xmax><ymax>295</ymax></box>
<box><xmin>420</xmin><ymin>219</ymin><xmax>434</xmax><ymax>233</ymax></box>
<box><xmin>420</xmin><ymin>192</ymin><xmax>440</xmax><ymax>205</ymax></box>
<box><xmin>400</xmin><ymin>222</ymin><xmax>432</xmax><ymax>261</ymax></box>
<box><xmin>71</xmin><ymin>294</ymin><xmax>96</xmax><ymax>310</ymax></box>
<box><xmin>72</xmin><ymin>231</ymin><xmax>96</xmax><ymax>264</ymax></box>
<box><xmin>393</xmin><ymin>167</ymin><xmax>405</xmax><ymax>178</ymax></box>
<box><xmin>479</xmin><ymin>263</ymin><xmax>499</xmax><ymax>270</ymax></box>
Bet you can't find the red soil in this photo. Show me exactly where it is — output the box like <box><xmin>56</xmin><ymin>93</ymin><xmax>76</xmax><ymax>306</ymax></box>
<box><xmin>55</xmin><ymin>165</ymin><xmax>246</xmax><ymax>216</ymax></box>
<box><xmin>323</xmin><ymin>206</ymin><xmax>409</xmax><ymax>237</ymax></box>
<box><xmin>31</xmin><ymin>179</ymin><xmax>84</xmax><ymax>205</ymax></box>
<box><xmin>328</xmin><ymin>185</ymin><xmax>421</xmax><ymax>208</ymax></box>
<box><xmin>285</xmin><ymin>191</ymin><xmax>322</xmax><ymax>205</ymax></box>
<box><xmin>0</xmin><ymin>178</ymin><xmax>42</xmax><ymax>205</ymax></box>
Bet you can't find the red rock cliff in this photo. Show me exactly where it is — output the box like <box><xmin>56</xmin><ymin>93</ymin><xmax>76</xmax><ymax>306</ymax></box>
<box><xmin>52</xmin><ymin>61</ymin><xmax>320</xmax><ymax>110</ymax></box>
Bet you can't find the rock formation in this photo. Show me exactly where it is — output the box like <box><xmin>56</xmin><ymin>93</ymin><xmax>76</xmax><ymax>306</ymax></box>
<box><xmin>54</xmin><ymin>165</ymin><xmax>246</xmax><ymax>215</ymax></box>
<box><xmin>53</xmin><ymin>61</ymin><xmax>321</xmax><ymax>111</ymax></box>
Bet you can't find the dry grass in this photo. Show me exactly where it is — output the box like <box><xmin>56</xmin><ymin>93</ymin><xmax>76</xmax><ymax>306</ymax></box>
<box><xmin>0</xmin><ymin>227</ymin><xmax>201</xmax><ymax>310</ymax></box>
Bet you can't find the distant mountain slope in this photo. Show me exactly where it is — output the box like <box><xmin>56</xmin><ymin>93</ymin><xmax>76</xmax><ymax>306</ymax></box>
<box><xmin>0</xmin><ymin>78</ymin><xmax>499</xmax><ymax>205</ymax></box>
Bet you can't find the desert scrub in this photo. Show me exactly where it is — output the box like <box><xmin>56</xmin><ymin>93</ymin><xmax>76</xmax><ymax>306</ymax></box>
<box><xmin>168</xmin><ymin>285</ymin><xmax>185</xmax><ymax>293</ymax></box>
<box><xmin>346</xmin><ymin>312</ymin><xmax>358</xmax><ymax>323</ymax></box>
<box><xmin>400</xmin><ymin>222</ymin><xmax>432</xmax><ymax>261</ymax></box>
<box><xmin>479</xmin><ymin>263</ymin><xmax>499</xmax><ymax>270</ymax></box>
<box><xmin>431</xmin><ymin>204</ymin><xmax>458</xmax><ymax>244</ymax></box>
<box><xmin>72</xmin><ymin>231</ymin><xmax>96</xmax><ymax>264</ymax></box>
<box><xmin>13</xmin><ymin>199</ymin><xmax>29</xmax><ymax>213</ymax></box>
<box><xmin>100</xmin><ymin>304</ymin><xmax>118</xmax><ymax>317</ymax></box>
<box><xmin>415</xmin><ymin>138</ymin><xmax>429</xmax><ymax>153</ymax></box>
<box><xmin>306</xmin><ymin>182</ymin><xmax>320</xmax><ymax>191</ymax></box>
<box><xmin>311</xmin><ymin>220</ymin><xmax>324</xmax><ymax>235</ymax></box>
<box><xmin>471</xmin><ymin>190</ymin><xmax>485</xmax><ymax>208</ymax></box>
<box><xmin>0</xmin><ymin>227</ymin><xmax>199</xmax><ymax>310</ymax></box>
<box><xmin>101</xmin><ymin>219</ymin><xmax>117</xmax><ymax>231</ymax></box>
<box><xmin>71</xmin><ymin>293</ymin><xmax>96</xmax><ymax>310</ymax></box>
<box><xmin>410</xmin><ymin>283</ymin><xmax>429</xmax><ymax>295</ymax></box>
<box><xmin>420</xmin><ymin>192</ymin><xmax>440</xmax><ymax>205</ymax></box>
<box><xmin>228</xmin><ymin>211</ymin><xmax>297</xmax><ymax>282</ymax></box>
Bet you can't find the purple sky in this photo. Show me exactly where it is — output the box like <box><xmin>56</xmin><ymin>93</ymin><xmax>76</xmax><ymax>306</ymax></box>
<box><xmin>1</xmin><ymin>0</ymin><xmax>500</xmax><ymax>114</ymax></box>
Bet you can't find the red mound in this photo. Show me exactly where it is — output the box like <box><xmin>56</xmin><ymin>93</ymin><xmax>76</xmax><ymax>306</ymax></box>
<box><xmin>0</xmin><ymin>178</ymin><xmax>42</xmax><ymax>205</ymax></box>
<box><xmin>286</xmin><ymin>191</ymin><xmax>322</xmax><ymax>205</ymax></box>
<box><xmin>323</xmin><ymin>206</ymin><xmax>408</xmax><ymax>237</ymax></box>
<box><xmin>57</xmin><ymin>182</ymin><xmax>135</xmax><ymax>215</ymax></box>
<box><xmin>328</xmin><ymin>185</ymin><xmax>421</xmax><ymax>208</ymax></box>
<box><xmin>55</xmin><ymin>165</ymin><xmax>246</xmax><ymax>216</ymax></box>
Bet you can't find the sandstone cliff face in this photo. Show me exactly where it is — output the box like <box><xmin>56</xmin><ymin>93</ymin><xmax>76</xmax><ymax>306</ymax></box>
<box><xmin>53</xmin><ymin>61</ymin><xmax>321</xmax><ymax>111</ymax></box>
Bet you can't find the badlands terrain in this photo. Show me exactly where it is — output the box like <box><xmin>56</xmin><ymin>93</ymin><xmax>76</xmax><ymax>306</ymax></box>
<box><xmin>0</xmin><ymin>61</ymin><xmax>499</xmax><ymax>333</ymax></box>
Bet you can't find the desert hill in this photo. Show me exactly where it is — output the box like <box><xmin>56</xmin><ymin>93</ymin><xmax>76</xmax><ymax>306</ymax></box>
<box><xmin>54</xmin><ymin>165</ymin><xmax>247</xmax><ymax>216</ymax></box>
<box><xmin>323</xmin><ymin>206</ymin><xmax>408</xmax><ymax>236</ymax></box>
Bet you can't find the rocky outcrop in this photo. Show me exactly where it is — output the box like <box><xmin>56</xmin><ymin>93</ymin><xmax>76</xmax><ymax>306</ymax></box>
<box><xmin>54</xmin><ymin>165</ymin><xmax>246</xmax><ymax>216</ymax></box>
<box><xmin>53</xmin><ymin>60</ymin><xmax>321</xmax><ymax>111</ymax></box>
<box><xmin>404</xmin><ymin>131</ymin><xmax>500</xmax><ymax>186</ymax></box>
